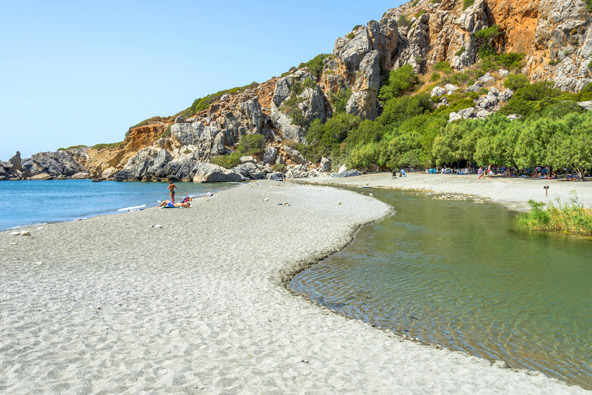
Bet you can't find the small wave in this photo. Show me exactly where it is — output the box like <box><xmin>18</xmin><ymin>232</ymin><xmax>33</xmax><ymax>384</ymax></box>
<box><xmin>117</xmin><ymin>204</ymin><xmax>146</xmax><ymax>212</ymax></box>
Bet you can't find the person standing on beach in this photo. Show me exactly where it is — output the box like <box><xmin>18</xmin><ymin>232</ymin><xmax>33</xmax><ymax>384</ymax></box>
<box><xmin>478</xmin><ymin>167</ymin><xmax>484</xmax><ymax>179</ymax></box>
<box><xmin>167</xmin><ymin>180</ymin><xmax>177</xmax><ymax>202</ymax></box>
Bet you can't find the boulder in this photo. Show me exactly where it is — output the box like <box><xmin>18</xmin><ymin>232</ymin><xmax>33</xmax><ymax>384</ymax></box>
<box><xmin>431</xmin><ymin>86</ymin><xmax>447</xmax><ymax>97</ymax></box>
<box><xmin>71</xmin><ymin>172</ymin><xmax>90</xmax><ymax>179</ymax></box>
<box><xmin>445</xmin><ymin>84</ymin><xmax>459</xmax><ymax>95</ymax></box>
<box><xmin>499</xmin><ymin>89</ymin><xmax>514</xmax><ymax>102</ymax></box>
<box><xmin>263</xmin><ymin>147</ymin><xmax>278</xmax><ymax>164</ymax></box>
<box><xmin>31</xmin><ymin>173</ymin><xmax>52</xmax><ymax>180</ymax></box>
<box><xmin>320</xmin><ymin>157</ymin><xmax>331</xmax><ymax>172</ymax></box>
<box><xmin>267</xmin><ymin>172</ymin><xmax>284</xmax><ymax>181</ymax></box>
<box><xmin>478</xmin><ymin>73</ymin><xmax>495</xmax><ymax>84</ymax></box>
<box><xmin>499</xmin><ymin>69</ymin><xmax>509</xmax><ymax>77</ymax></box>
<box><xmin>239</xmin><ymin>156</ymin><xmax>255</xmax><ymax>164</ymax></box>
<box><xmin>192</xmin><ymin>162</ymin><xmax>246</xmax><ymax>183</ymax></box>
<box><xmin>232</xmin><ymin>162</ymin><xmax>266</xmax><ymax>180</ymax></box>
<box><xmin>284</xmin><ymin>146</ymin><xmax>306</xmax><ymax>165</ymax></box>
<box><xmin>577</xmin><ymin>101</ymin><xmax>592</xmax><ymax>111</ymax></box>
<box><xmin>9</xmin><ymin>151</ymin><xmax>22</xmax><ymax>171</ymax></box>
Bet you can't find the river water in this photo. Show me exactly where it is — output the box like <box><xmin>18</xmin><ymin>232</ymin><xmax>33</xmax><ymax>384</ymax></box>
<box><xmin>290</xmin><ymin>188</ymin><xmax>592</xmax><ymax>389</ymax></box>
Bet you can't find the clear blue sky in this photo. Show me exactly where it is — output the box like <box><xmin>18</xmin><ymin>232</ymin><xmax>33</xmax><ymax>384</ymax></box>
<box><xmin>0</xmin><ymin>0</ymin><xmax>404</xmax><ymax>161</ymax></box>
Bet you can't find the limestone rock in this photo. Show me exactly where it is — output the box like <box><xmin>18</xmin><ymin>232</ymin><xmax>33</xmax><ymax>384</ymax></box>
<box><xmin>431</xmin><ymin>86</ymin><xmax>446</xmax><ymax>97</ymax></box>
<box><xmin>192</xmin><ymin>162</ymin><xmax>246</xmax><ymax>183</ymax></box>
<box><xmin>71</xmin><ymin>172</ymin><xmax>90</xmax><ymax>179</ymax></box>
<box><xmin>284</xmin><ymin>146</ymin><xmax>306</xmax><ymax>165</ymax></box>
<box><xmin>30</xmin><ymin>172</ymin><xmax>52</xmax><ymax>180</ymax></box>
<box><xmin>578</xmin><ymin>101</ymin><xmax>592</xmax><ymax>111</ymax></box>
<box><xmin>320</xmin><ymin>157</ymin><xmax>331</xmax><ymax>172</ymax></box>
<box><xmin>233</xmin><ymin>162</ymin><xmax>266</xmax><ymax>180</ymax></box>
<box><xmin>263</xmin><ymin>147</ymin><xmax>277</xmax><ymax>165</ymax></box>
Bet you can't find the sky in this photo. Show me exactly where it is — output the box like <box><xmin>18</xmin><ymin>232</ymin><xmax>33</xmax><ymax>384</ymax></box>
<box><xmin>0</xmin><ymin>0</ymin><xmax>405</xmax><ymax>161</ymax></box>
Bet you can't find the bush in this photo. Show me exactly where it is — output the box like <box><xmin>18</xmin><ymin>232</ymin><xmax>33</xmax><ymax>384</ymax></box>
<box><xmin>271</xmin><ymin>163</ymin><xmax>287</xmax><ymax>172</ymax></box>
<box><xmin>161</xmin><ymin>125</ymin><xmax>172</xmax><ymax>138</ymax></box>
<box><xmin>463</xmin><ymin>0</ymin><xmax>475</xmax><ymax>9</ymax></box>
<box><xmin>57</xmin><ymin>145</ymin><xmax>87</xmax><ymax>151</ymax></box>
<box><xmin>518</xmin><ymin>199</ymin><xmax>592</xmax><ymax>236</ymax></box>
<box><xmin>455</xmin><ymin>47</ymin><xmax>466</xmax><ymax>57</ymax></box>
<box><xmin>329</xmin><ymin>88</ymin><xmax>352</xmax><ymax>114</ymax></box>
<box><xmin>415</xmin><ymin>10</ymin><xmax>426</xmax><ymax>18</ymax></box>
<box><xmin>297</xmin><ymin>54</ymin><xmax>331</xmax><ymax>79</ymax></box>
<box><xmin>500</xmin><ymin>82</ymin><xmax>565</xmax><ymax>117</ymax></box>
<box><xmin>192</xmin><ymin>82</ymin><xmax>259</xmax><ymax>113</ymax></box>
<box><xmin>378</xmin><ymin>93</ymin><xmax>434</xmax><ymax>128</ymax></box>
<box><xmin>210</xmin><ymin>152</ymin><xmax>241</xmax><ymax>169</ymax></box>
<box><xmin>92</xmin><ymin>142</ymin><xmax>123</xmax><ymax>150</ymax></box>
<box><xmin>433</xmin><ymin>61</ymin><xmax>453</xmax><ymax>74</ymax></box>
<box><xmin>504</xmin><ymin>74</ymin><xmax>530</xmax><ymax>91</ymax></box>
<box><xmin>398</xmin><ymin>15</ymin><xmax>411</xmax><ymax>28</ymax></box>
<box><xmin>378</xmin><ymin>65</ymin><xmax>419</xmax><ymax>102</ymax></box>
<box><xmin>431</xmin><ymin>72</ymin><xmax>441</xmax><ymax>81</ymax></box>
<box><xmin>540</xmin><ymin>101</ymin><xmax>584</xmax><ymax>118</ymax></box>
<box><xmin>475</xmin><ymin>25</ymin><xmax>503</xmax><ymax>42</ymax></box>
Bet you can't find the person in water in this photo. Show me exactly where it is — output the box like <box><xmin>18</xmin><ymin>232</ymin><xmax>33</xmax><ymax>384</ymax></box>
<box><xmin>167</xmin><ymin>180</ymin><xmax>177</xmax><ymax>202</ymax></box>
<box><xmin>158</xmin><ymin>200</ymin><xmax>190</xmax><ymax>208</ymax></box>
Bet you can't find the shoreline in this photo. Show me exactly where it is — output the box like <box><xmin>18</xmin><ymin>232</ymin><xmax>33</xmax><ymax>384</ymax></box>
<box><xmin>1</xmin><ymin>181</ymin><xmax>587</xmax><ymax>393</ymax></box>
<box><xmin>295</xmin><ymin>172</ymin><xmax>592</xmax><ymax>212</ymax></box>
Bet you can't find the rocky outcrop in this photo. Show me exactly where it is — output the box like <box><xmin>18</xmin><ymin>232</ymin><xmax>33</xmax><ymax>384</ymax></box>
<box><xmin>192</xmin><ymin>162</ymin><xmax>246</xmax><ymax>183</ymax></box>
<box><xmin>24</xmin><ymin>148</ymin><xmax>89</xmax><ymax>178</ymax></box>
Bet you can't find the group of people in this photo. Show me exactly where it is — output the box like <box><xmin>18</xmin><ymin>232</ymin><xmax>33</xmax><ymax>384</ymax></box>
<box><xmin>157</xmin><ymin>180</ymin><xmax>191</xmax><ymax>208</ymax></box>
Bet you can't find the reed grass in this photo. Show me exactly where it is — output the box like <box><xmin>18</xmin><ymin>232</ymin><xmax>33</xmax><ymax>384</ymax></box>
<box><xmin>518</xmin><ymin>195</ymin><xmax>592</xmax><ymax>236</ymax></box>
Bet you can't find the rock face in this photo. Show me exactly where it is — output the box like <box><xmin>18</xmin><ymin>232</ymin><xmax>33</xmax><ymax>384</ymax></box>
<box><xmin>8</xmin><ymin>0</ymin><xmax>592</xmax><ymax>182</ymax></box>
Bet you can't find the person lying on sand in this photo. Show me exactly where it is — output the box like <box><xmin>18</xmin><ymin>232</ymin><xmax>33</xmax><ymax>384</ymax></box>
<box><xmin>157</xmin><ymin>200</ymin><xmax>190</xmax><ymax>208</ymax></box>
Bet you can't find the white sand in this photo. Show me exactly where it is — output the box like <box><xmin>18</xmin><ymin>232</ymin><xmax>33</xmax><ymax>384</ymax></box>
<box><xmin>0</xmin><ymin>182</ymin><xmax>587</xmax><ymax>393</ymax></box>
<box><xmin>297</xmin><ymin>172</ymin><xmax>592</xmax><ymax>211</ymax></box>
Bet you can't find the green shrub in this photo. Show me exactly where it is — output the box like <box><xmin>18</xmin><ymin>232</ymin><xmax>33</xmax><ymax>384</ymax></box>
<box><xmin>415</xmin><ymin>10</ymin><xmax>426</xmax><ymax>18</ymax></box>
<box><xmin>297</xmin><ymin>54</ymin><xmax>332</xmax><ymax>79</ymax></box>
<box><xmin>540</xmin><ymin>101</ymin><xmax>584</xmax><ymax>118</ymax></box>
<box><xmin>192</xmin><ymin>82</ymin><xmax>258</xmax><ymax>113</ymax></box>
<box><xmin>500</xmin><ymin>81</ymin><xmax>565</xmax><ymax>116</ymax></box>
<box><xmin>577</xmin><ymin>83</ymin><xmax>592</xmax><ymax>101</ymax></box>
<box><xmin>92</xmin><ymin>142</ymin><xmax>123</xmax><ymax>150</ymax></box>
<box><xmin>496</xmin><ymin>53</ymin><xmax>525</xmax><ymax>69</ymax></box>
<box><xmin>398</xmin><ymin>15</ymin><xmax>412</xmax><ymax>28</ymax></box>
<box><xmin>504</xmin><ymin>74</ymin><xmax>530</xmax><ymax>91</ymax></box>
<box><xmin>463</xmin><ymin>0</ymin><xmax>475</xmax><ymax>9</ymax></box>
<box><xmin>378</xmin><ymin>65</ymin><xmax>419</xmax><ymax>102</ymax></box>
<box><xmin>455</xmin><ymin>47</ymin><xmax>466</xmax><ymax>57</ymax></box>
<box><xmin>271</xmin><ymin>163</ymin><xmax>287</xmax><ymax>172</ymax></box>
<box><xmin>210</xmin><ymin>152</ymin><xmax>241</xmax><ymax>169</ymax></box>
<box><xmin>431</xmin><ymin>72</ymin><xmax>441</xmax><ymax>81</ymax></box>
<box><xmin>412</xmin><ymin>0</ymin><xmax>419</xmax><ymax>5</ymax></box>
<box><xmin>346</xmin><ymin>32</ymin><xmax>355</xmax><ymax>40</ymax></box>
<box><xmin>475</xmin><ymin>25</ymin><xmax>503</xmax><ymax>42</ymax></box>
<box><xmin>329</xmin><ymin>88</ymin><xmax>352</xmax><ymax>114</ymax></box>
<box><xmin>586</xmin><ymin>0</ymin><xmax>592</xmax><ymax>13</ymax></box>
<box><xmin>433</xmin><ymin>61</ymin><xmax>453</xmax><ymax>74</ymax></box>
<box><xmin>431</xmin><ymin>0</ymin><xmax>442</xmax><ymax>3</ymax></box>
<box><xmin>161</xmin><ymin>125</ymin><xmax>172</xmax><ymax>138</ymax></box>
<box><xmin>518</xmin><ymin>199</ymin><xmax>592</xmax><ymax>236</ymax></box>
<box><xmin>57</xmin><ymin>145</ymin><xmax>87</xmax><ymax>151</ymax></box>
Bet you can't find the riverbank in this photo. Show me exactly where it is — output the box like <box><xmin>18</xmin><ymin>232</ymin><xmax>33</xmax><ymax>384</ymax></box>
<box><xmin>0</xmin><ymin>182</ymin><xmax>586</xmax><ymax>393</ymax></box>
<box><xmin>296</xmin><ymin>172</ymin><xmax>592</xmax><ymax>211</ymax></box>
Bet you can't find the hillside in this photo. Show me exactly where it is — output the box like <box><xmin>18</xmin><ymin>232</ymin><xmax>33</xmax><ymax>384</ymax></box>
<box><xmin>2</xmin><ymin>0</ymin><xmax>592</xmax><ymax>181</ymax></box>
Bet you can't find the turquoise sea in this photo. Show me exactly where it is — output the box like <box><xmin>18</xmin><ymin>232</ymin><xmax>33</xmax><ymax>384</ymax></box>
<box><xmin>0</xmin><ymin>180</ymin><xmax>235</xmax><ymax>231</ymax></box>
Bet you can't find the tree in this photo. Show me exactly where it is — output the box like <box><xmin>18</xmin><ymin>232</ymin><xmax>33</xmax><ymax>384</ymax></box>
<box><xmin>378</xmin><ymin>65</ymin><xmax>419</xmax><ymax>102</ymax></box>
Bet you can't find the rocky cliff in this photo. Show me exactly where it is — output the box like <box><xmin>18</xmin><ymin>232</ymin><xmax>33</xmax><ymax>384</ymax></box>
<box><xmin>3</xmin><ymin>0</ymin><xmax>591</xmax><ymax>181</ymax></box>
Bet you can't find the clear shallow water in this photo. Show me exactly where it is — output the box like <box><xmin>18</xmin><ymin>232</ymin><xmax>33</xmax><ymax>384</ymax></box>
<box><xmin>0</xmin><ymin>180</ymin><xmax>235</xmax><ymax>231</ymax></box>
<box><xmin>290</xmin><ymin>189</ymin><xmax>592</xmax><ymax>389</ymax></box>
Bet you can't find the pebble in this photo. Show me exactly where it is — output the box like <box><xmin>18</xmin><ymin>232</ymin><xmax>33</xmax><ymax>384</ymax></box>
<box><xmin>11</xmin><ymin>232</ymin><xmax>20</xmax><ymax>236</ymax></box>
<box><xmin>20</xmin><ymin>231</ymin><xmax>31</xmax><ymax>236</ymax></box>
<box><xmin>264</xmin><ymin>198</ymin><xmax>269</xmax><ymax>201</ymax></box>
<box><xmin>337</xmin><ymin>201</ymin><xmax>342</xmax><ymax>205</ymax></box>
<box><xmin>151</xmin><ymin>225</ymin><xmax>163</xmax><ymax>229</ymax></box>
<box><xmin>35</xmin><ymin>261</ymin><xmax>43</xmax><ymax>265</ymax></box>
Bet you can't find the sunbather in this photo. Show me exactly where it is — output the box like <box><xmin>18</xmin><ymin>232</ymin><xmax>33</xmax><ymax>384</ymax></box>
<box><xmin>157</xmin><ymin>200</ymin><xmax>190</xmax><ymax>208</ymax></box>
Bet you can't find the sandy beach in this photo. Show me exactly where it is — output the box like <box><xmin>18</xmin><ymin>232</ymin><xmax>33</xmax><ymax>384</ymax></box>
<box><xmin>0</xmin><ymin>182</ymin><xmax>587</xmax><ymax>393</ymax></box>
<box><xmin>297</xmin><ymin>172</ymin><xmax>592</xmax><ymax>211</ymax></box>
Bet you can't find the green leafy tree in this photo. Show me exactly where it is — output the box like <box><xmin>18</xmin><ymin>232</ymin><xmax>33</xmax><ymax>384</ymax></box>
<box><xmin>378</xmin><ymin>65</ymin><xmax>419</xmax><ymax>102</ymax></box>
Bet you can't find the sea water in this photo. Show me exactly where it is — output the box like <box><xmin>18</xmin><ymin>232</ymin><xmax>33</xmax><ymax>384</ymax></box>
<box><xmin>0</xmin><ymin>180</ymin><xmax>235</xmax><ymax>231</ymax></box>
<box><xmin>290</xmin><ymin>188</ymin><xmax>592</xmax><ymax>389</ymax></box>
